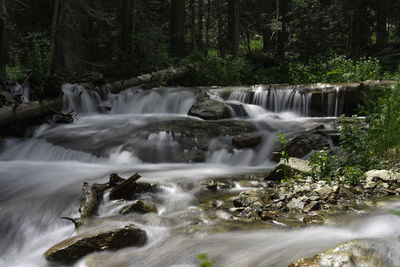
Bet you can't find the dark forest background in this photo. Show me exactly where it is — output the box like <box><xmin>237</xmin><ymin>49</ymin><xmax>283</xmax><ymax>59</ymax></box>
<box><xmin>1</xmin><ymin>0</ymin><xmax>400</xmax><ymax>85</ymax></box>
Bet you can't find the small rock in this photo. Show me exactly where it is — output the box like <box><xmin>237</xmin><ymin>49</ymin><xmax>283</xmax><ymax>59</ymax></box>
<box><xmin>302</xmin><ymin>201</ymin><xmax>320</xmax><ymax>213</ymax></box>
<box><xmin>120</xmin><ymin>200</ymin><xmax>157</xmax><ymax>214</ymax></box>
<box><xmin>315</xmin><ymin>185</ymin><xmax>334</xmax><ymax>200</ymax></box>
<box><xmin>261</xmin><ymin>211</ymin><xmax>277</xmax><ymax>221</ymax></box>
<box><xmin>337</xmin><ymin>186</ymin><xmax>355</xmax><ymax>200</ymax></box>
<box><xmin>303</xmin><ymin>212</ymin><xmax>324</xmax><ymax>225</ymax></box>
<box><xmin>202</xmin><ymin>180</ymin><xmax>218</xmax><ymax>191</ymax></box>
<box><xmin>233</xmin><ymin>190</ymin><xmax>269</xmax><ymax>208</ymax></box>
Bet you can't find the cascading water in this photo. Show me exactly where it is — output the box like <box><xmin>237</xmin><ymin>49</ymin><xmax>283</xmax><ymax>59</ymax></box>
<box><xmin>0</xmin><ymin>84</ymin><xmax>399</xmax><ymax>267</ymax></box>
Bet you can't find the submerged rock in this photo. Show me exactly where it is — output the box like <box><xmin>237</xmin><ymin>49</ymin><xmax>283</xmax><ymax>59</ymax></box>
<box><xmin>120</xmin><ymin>200</ymin><xmax>157</xmax><ymax>214</ymax></box>
<box><xmin>44</xmin><ymin>224</ymin><xmax>147</xmax><ymax>263</ymax></box>
<box><xmin>188</xmin><ymin>92</ymin><xmax>232</xmax><ymax>120</ymax></box>
<box><xmin>289</xmin><ymin>240</ymin><xmax>391</xmax><ymax>267</ymax></box>
<box><xmin>232</xmin><ymin>134</ymin><xmax>262</xmax><ymax>148</ymax></box>
<box><xmin>266</xmin><ymin>157</ymin><xmax>311</xmax><ymax>181</ymax></box>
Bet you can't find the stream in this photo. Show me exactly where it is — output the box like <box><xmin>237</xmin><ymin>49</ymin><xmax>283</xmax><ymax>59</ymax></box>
<box><xmin>0</xmin><ymin>84</ymin><xmax>399</xmax><ymax>267</ymax></box>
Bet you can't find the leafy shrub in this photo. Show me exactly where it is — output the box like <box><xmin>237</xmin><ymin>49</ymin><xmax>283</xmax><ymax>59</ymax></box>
<box><xmin>339</xmin><ymin>116</ymin><xmax>376</xmax><ymax>171</ymax></box>
<box><xmin>27</xmin><ymin>42</ymin><xmax>51</xmax><ymax>86</ymax></box>
<box><xmin>341</xmin><ymin>165</ymin><xmax>366</xmax><ymax>186</ymax></box>
<box><xmin>365</xmin><ymin>84</ymin><xmax>400</xmax><ymax>160</ymax></box>
<box><xmin>308</xmin><ymin>148</ymin><xmax>338</xmax><ymax>182</ymax></box>
<box><xmin>275</xmin><ymin>133</ymin><xmax>292</xmax><ymax>182</ymax></box>
<box><xmin>197</xmin><ymin>254</ymin><xmax>214</xmax><ymax>267</ymax></box>
<box><xmin>6</xmin><ymin>65</ymin><xmax>27</xmax><ymax>80</ymax></box>
<box><xmin>289</xmin><ymin>56</ymin><xmax>382</xmax><ymax>84</ymax></box>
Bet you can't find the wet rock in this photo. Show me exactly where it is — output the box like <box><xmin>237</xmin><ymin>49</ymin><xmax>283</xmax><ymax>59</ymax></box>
<box><xmin>202</xmin><ymin>180</ymin><xmax>218</xmax><ymax>191</ymax></box>
<box><xmin>238</xmin><ymin>207</ymin><xmax>261</xmax><ymax>220</ymax></box>
<box><xmin>261</xmin><ymin>211</ymin><xmax>277</xmax><ymax>221</ymax></box>
<box><xmin>120</xmin><ymin>200</ymin><xmax>157</xmax><ymax>214</ymax></box>
<box><xmin>44</xmin><ymin>224</ymin><xmax>147</xmax><ymax>263</ymax></box>
<box><xmin>232</xmin><ymin>134</ymin><xmax>262</xmax><ymax>148</ymax></box>
<box><xmin>302</xmin><ymin>201</ymin><xmax>320</xmax><ymax>213</ymax></box>
<box><xmin>233</xmin><ymin>190</ymin><xmax>270</xmax><ymax>208</ymax></box>
<box><xmin>289</xmin><ymin>240</ymin><xmax>391</xmax><ymax>267</ymax></box>
<box><xmin>336</xmin><ymin>186</ymin><xmax>356</xmax><ymax>200</ymax></box>
<box><xmin>272</xmin><ymin>131</ymin><xmax>331</xmax><ymax>162</ymax></box>
<box><xmin>303</xmin><ymin>212</ymin><xmax>324</xmax><ymax>224</ymax></box>
<box><xmin>287</xmin><ymin>196</ymin><xmax>309</xmax><ymax>210</ymax></box>
<box><xmin>315</xmin><ymin>185</ymin><xmax>335</xmax><ymax>200</ymax></box>
<box><xmin>188</xmin><ymin>92</ymin><xmax>232</xmax><ymax>120</ymax></box>
<box><xmin>266</xmin><ymin>158</ymin><xmax>311</xmax><ymax>181</ymax></box>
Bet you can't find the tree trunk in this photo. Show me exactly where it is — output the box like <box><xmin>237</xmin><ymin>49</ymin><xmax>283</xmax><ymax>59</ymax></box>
<box><xmin>275</xmin><ymin>0</ymin><xmax>287</xmax><ymax>64</ymax></box>
<box><xmin>190</xmin><ymin>0</ymin><xmax>196</xmax><ymax>47</ymax></box>
<box><xmin>228</xmin><ymin>0</ymin><xmax>240</xmax><ymax>58</ymax></box>
<box><xmin>0</xmin><ymin>0</ymin><xmax>7</xmax><ymax>81</ymax></box>
<box><xmin>205</xmin><ymin>0</ymin><xmax>211</xmax><ymax>54</ymax></box>
<box><xmin>50</xmin><ymin>0</ymin><xmax>60</xmax><ymax>75</ymax></box>
<box><xmin>376</xmin><ymin>6</ymin><xmax>387</xmax><ymax>51</ymax></box>
<box><xmin>262</xmin><ymin>0</ymin><xmax>275</xmax><ymax>52</ymax></box>
<box><xmin>170</xmin><ymin>0</ymin><xmax>186</xmax><ymax>58</ymax></box>
<box><xmin>130</xmin><ymin>0</ymin><xmax>137</xmax><ymax>54</ymax></box>
<box><xmin>196</xmin><ymin>0</ymin><xmax>204</xmax><ymax>50</ymax></box>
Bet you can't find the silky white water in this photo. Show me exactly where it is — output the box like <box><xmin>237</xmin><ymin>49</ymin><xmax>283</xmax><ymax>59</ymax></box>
<box><xmin>0</xmin><ymin>85</ymin><xmax>399</xmax><ymax>267</ymax></box>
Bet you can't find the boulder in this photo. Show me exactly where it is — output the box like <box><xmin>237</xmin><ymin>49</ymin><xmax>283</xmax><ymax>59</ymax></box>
<box><xmin>272</xmin><ymin>131</ymin><xmax>331</xmax><ymax>162</ymax></box>
<box><xmin>366</xmin><ymin>170</ymin><xmax>400</xmax><ymax>183</ymax></box>
<box><xmin>120</xmin><ymin>200</ymin><xmax>157</xmax><ymax>214</ymax></box>
<box><xmin>44</xmin><ymin>224</ymin><xmax>147</xmax><ymax>263</ymax></box>
<box><xmin>232</xmin><ymin>134</ymin><xmax>262</xmax><ymax>148</ymax></box>
<box><xmin>289</xmin><ymin>240</ymin><xmax>391</xmax><ymax>267</ymax></box>
<box><xmin>188</xmin><ymin>92</ymin><xmax>232</xmax><ymax>120</ymax></box>
<box><xmin>266</xmin><ymin>158</ymin><xmax>311</xmax><ymax>181</ymax></box>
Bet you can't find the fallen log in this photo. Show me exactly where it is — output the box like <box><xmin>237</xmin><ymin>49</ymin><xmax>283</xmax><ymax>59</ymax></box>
<box><xmin>109</xmin><ymin>65</ymin><xmax>194</xmax><ymax>93</ymax></box>
<box><xmin>0</xmin><ymin>98</ymin><xmax>63</xmax><ymax>135</ymax></box>
<box><xmin>109</xmin><ymin>173</ymin><xmax>141</xmax><ymax>200</ymax></box>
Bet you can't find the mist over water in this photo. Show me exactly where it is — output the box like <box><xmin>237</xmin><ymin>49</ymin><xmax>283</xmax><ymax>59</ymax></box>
<box><xmin>0</xmin><ymin>84</ymin><xmax>399</xmax><ymax>266</ymax></box>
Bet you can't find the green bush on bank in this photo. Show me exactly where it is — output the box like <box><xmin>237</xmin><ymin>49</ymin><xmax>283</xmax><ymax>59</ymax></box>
<box><xmin>289</xmin><ymin>56</ymin><xmax>382</xmax><ymax>84</ymax></box>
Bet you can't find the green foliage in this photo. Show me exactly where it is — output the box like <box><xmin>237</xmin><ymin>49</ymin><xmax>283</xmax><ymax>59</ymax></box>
<box><xmin>275</xmin><ymin>134</ymin><xmax>292</xmax><ymax>183</ymax></box>
<box><xmin>6</xmin><ymin>65</ymin><xmax>27</xmax><ymax>81</ymax></box>
<box><xmin>289</xmin><ymin>56</ymin><xmax>382</xmax><ymax>84</ymax></box>
<box><xmin>341</xmin><ymin>165</ymin><xmax>366</xmax><ymax>186</ymax></box>
<box><xmin>365</xmin><ymin>84</ymin><xmax>400</xmax><ymax>160</ymax></box>
<box><xmin>197</xmin><ymin>254</ymin><xmax>214</xmax><ymax>267</ymax></box>
<box><xmin>339</xmin><ymin>116</ymin><xmax>376</xmax><ymax>171</ymax></box>
<box><xmin>27</xmin><ymin>42</ymin><xmax>51</xmax><ymax>86</ymax></box>
<box><xmin>182</xmin><ymin>51</ymin><xmax>254</xmax><ymax>86</ymax></box>
<box><xmin>308</xmin><ymin>148</ymin><xmax>337</xmax><ymax>183</ymax></box>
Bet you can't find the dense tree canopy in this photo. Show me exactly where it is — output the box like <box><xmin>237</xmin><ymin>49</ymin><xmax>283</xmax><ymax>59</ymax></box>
<box><xmin>1</xmin><ymin>0</ymin><xmax>400</xmax><ymax>82</ymax></box>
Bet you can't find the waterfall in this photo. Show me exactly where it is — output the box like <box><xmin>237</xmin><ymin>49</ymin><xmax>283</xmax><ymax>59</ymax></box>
<box><xmin>62</xmin><ymin>84</ymin><xmax>196</xmax><ymax>115</ymax></box>
<box><xmin>225</xmin><ymin>84</ymin><xmax>350</xmax><ymax>117</ymax></box>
